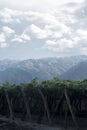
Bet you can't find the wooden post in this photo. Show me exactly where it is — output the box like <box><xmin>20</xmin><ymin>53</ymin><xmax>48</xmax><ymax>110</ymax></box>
<box><xmin>21</xmin><ymin>88</ymin><xmax>31</xmax><ymax>121</ymax></box>
<box><xmin>53</xmin><ymin>94</ymin><xmax>64</xmax><ymax>116</ymax></box>
<box><xmin>64</xmin><ymin>89</ymin><xmax>79</xmax><ymax>130</ymax></box>
<box><xmin>38</xmin><ymin>88</ymin><xmax>51</xmax><ymax>125</ymax></box>
<box><xmin>64</xmin><ymin>101</ymin><xmax>68</xmax><ymax>129</ymax></box>
<box><xmin>4</xmin><ymin>89</ymin><xmax>14</xmax><ymax>119</ymax></box>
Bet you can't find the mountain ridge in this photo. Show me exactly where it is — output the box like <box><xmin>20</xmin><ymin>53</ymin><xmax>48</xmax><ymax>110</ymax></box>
<box><xmin>60</xmin><ymin>61</ymin><xmax>87</xmax><ymax>80</ymax></box>
<box><xmin>0</xmin><ymin>55</ymin><xmax>87</xmax><ymax>84</ymax></box>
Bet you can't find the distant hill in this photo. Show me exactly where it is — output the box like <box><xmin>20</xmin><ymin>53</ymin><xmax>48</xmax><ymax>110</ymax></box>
<box><xmin>0</xmin><ymin>55</ymin><xmax>87</xmax><ymax>84</ymax></box>
<box><xmin>0</xmin><ymin>59</ymin><xmax>18</xmax><ymax>71</ymax></box>
<box><xmin>60</xmin><ymin>61</ymin><xmax>87</xmax><ymax>80</ymax></box>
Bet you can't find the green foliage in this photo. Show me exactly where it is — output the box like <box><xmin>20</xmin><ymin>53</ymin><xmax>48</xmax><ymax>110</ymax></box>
<box><xmin>0</xmin><ymin>78</ymin><xmax>87</xmax><ymax>97</ymax></box>
<box><xmin>0</xmin><ymin>78</ymin><xmax>87</xmax><ymax>119</ymax></box>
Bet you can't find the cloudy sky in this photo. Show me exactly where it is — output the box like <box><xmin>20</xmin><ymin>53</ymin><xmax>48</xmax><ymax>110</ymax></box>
<box><xmin>0</xmin><ymin>0</ymin><xmax>87</xmax><ymax>59</ymax></box>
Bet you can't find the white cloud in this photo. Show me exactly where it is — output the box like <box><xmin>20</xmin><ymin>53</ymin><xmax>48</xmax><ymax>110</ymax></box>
<box><xmin>29</xmin><ymin>24</ymin><xmax>52</xmax><ymax>39</ymax></box>
<box><xmin>0</xmin><ymin>26</ymin><xmax>15</xmax><ymax>48</ymax></box>
<box><xmin>45</xmin><ymin>38</ymin><xmax>74</xmax><ymax>50</ymax></box>
<box><xmin>27</xmin><ymin>21</ymin><xmax>69</xmax><ymax>39</ymax></box>
<box><xmin>77</xmin><ymin>29</ymin><xmax>87</xmax><ymax>40</ymax></box>
<box><xmin>0</xmin><ymin>0</ymin><xmax>86</xmax><ymax>56</ymax></box>
<box><xmin>0</xmin><ymin>8</ymin><xmax>21</xmax><ymax>23</ymax></box>
<box><xmin>45</xmin><ymin>37</ymin><xmax>81</xmax><ymax>53</ymax></box>
<box><xmin>12</xmin><ymin>33</ymin><xmax>30</xmax><ymax>43</ymax></box>
<box><xmin>0</xmin><ymin>33</ymin><xmax>6</xmax><ymax>42</ymax></box>
<box><xmin>46</xmin><ymin>40</ymin><xmax>57</xmax><ymax>46</ymax></box>
<box><xmin>0</xmin><ymin>8</ymin><xmax>14</xmax><ymax>23</ymax></box>
<box><xmin>2</xmin><ymin>26</ymin><xmax>15</xmax><ymax>36</ymax></box>
<box><xmin>3</xmin><ymin>0</ymin><xmax>83</xmax><ymax>12</ymax></box>
<box><xmin>12</xmin><ymin>37</ymin><xmax>23</xmax><ymax>43</ymax></box>
<box><xmin>59</xmin><ymin>38</ymin><xmax>74</xmax><ymax>48</ymax></box>
<box><xmin>25</xmin><ymin>11</ymin><xmax>70</xmax><ymax>33</ymax></box>
<box><xmin>20</xmin><ymin>34</ymin><xmax>30</xmax><ymax>41</ymax></box>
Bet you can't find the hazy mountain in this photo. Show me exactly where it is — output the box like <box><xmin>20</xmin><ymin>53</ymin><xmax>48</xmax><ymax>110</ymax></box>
<box><xmin>60</xmin><ymin>61</ymin><xmax>87</xmax><ymax>81</ymax></box>
<box><xmin>0</xmin><ymin>55</ymin><xmax>87</xmax><ymax>84</ymax></box>
<box><xmin>0</xmin><ymin>59</ymin><xmax>18</xmax><ymax>71</ymax></box>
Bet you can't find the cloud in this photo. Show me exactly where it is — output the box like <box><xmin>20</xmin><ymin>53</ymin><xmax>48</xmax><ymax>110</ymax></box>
<box><xmin>1</xmin><ymin>0</ymin><xmax>72</xmax><ymax>11</ymax></box>
<box><xmin>12</xmin><ymin>33</ymin><xmax>30</xmax><ymax>43</ymax></box>
<box><xmin>2</xmin><ymin>0</ymin><xmax>83</xmax><ymax>13</ymax></box>
<box><xmin>29</xmin><ymin>24</ymin><xmax>51</xmax><ymax>39</ymax></box>
<box><xmin>46</xmin><ymin>40</ymin><xmax>57</xmax><ymax>46</ymax></box>
<box><xmin>40</xmin><ymin>0</ymin><xmax>87</xmax><ymax>55</ymax></box>
<box><xmin>0</xmin><ymin>8</ymin><xmax>14</xmax><ymax>23</ymax></box>
<box><xmin>44</xmin><ymin>36</ymin><xmax>81</xmax><ymax>53</ymax></box>
<box><xmin>0</xmin><ymin>33</ymin><xmax>6</xmax><ymax>42</ymax></box>
<box><xmin>2</xmin><ymin>26</ymin><xmax>15</xmax><ymax>36</ymax></box>
<box><xmin>26</xmin><ymin>21</ymin><xmax>69</xmax><ymax>39</ymax></box>
<box><xmin>45</xmin><ymin>38</ymin><xmax>74</xmax><ymax>52</ymax></box>
<box><xmin>76</xmin><ymin>29</ymin><xmax>87</xmax><ymax>40</ymax></box>
<box><xmin>0</xmin><ymin>26</ymin><xmax>15</xmax><ymax>48</ymax></box>
<box><xmin>0</xmin><ymin>8</ymin><xmax>21</xmax><ymax>23</ymax></box>
<box><xmin>0</xmin><ymin>0</ymin><xmax>86</xmax><ymax>56</ymax></box>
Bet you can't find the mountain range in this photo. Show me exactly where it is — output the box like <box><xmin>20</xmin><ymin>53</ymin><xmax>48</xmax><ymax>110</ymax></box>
<box><xmin>0</xmin><ymin>55</ymin><xmax>87</xmax><ymax>84</ymax></box>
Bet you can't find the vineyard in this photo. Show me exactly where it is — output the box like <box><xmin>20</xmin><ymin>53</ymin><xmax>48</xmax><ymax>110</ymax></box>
<box><xmin>0</xmin><ymin>78</ymin><xmax>87</xmax><ymax>129</ymax></box>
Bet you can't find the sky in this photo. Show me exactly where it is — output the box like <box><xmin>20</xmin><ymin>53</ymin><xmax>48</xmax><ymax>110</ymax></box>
<box><xmin>0</xmin><ymin>0</ymin><xmax>87</xmax><ymax>59</ymax></box>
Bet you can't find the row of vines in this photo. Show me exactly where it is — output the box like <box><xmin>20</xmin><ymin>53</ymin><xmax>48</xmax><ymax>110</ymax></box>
<box><xmin>0</xmin><ymin>78</ymin><xmax>87</xmax><ymax>125</ymax></box>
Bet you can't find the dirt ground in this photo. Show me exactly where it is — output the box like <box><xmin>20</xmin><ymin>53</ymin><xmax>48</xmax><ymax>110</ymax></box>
<box><xmin>0</xmin><ymin>116</ymin><xmax>87</xmax><ymax>130</ymax></box>
<box><xmin>0</xmin><ymin>123</ymin><xmax>87</xmax><ymax>130</ymax></box>
<box><xmin>0</xmin><ymin>122</ymin><xmax>86</xmax><ymax>130</ymax></box>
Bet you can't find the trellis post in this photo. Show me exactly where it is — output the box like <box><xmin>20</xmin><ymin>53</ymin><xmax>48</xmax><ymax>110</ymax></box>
<box><xmin>4</xmin><ymin>89</ymin><xmax>14</xmax><ymax>120</ymax></box>
<box><xmin>38</xmin><ymin>88</ymin><xmax>52</xmax><ymax>125</ymax></box>
<box><xmin>64</xmin><ymin>89</ymin><xmax>79</xmax><ymax>130</ymax></box>
<box><xmin>21</xmin><ymin>88</ymin><xmax>32</xmax><ymax>121</ymax></box>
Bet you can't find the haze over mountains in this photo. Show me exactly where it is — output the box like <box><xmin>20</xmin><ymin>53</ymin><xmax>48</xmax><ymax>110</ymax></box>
<box><xmin>0</xmin><ymin>55</ymin><xmax>87</xmax><ymax>84</ymax></box>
